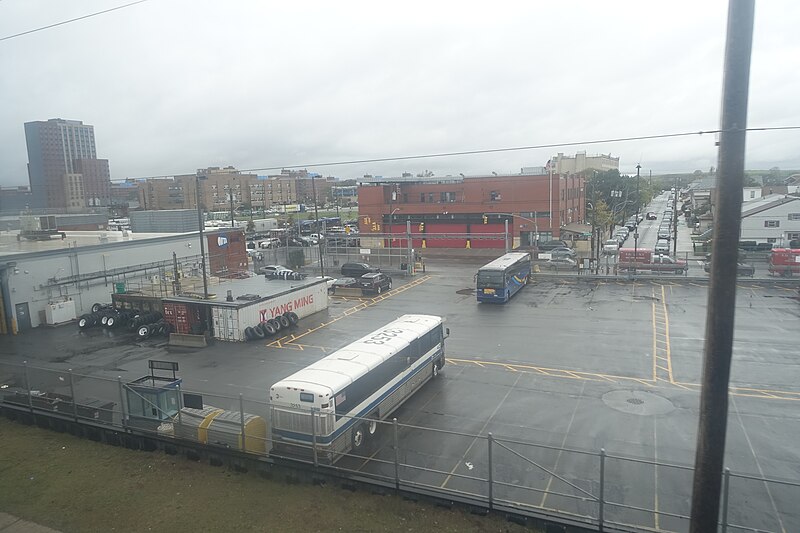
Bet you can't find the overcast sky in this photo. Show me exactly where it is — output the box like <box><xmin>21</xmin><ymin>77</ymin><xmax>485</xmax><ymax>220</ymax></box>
<box><xmin>1</xmin><ymin>0</ymin><xmax>798</xmax><ymax>186</ymax></box>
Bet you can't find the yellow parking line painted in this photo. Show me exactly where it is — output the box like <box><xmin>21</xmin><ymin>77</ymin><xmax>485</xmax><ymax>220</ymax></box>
<box><xmin>652</xmin><ymin>289</ymin><xmax>658</xmax><ymax>381</ymax></box>
<box><xmin>448</xmin><ymin>357</ymin><xmax>655</xmax><ymax>386</ymax></box>
<box><xmin>266</xmin><ymin>276</ymin><xmax>433</xmax><ymax>350</ymax></box>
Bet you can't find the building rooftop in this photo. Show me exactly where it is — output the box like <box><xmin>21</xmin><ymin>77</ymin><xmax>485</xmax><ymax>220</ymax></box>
<box><xmin>164</xmin><ymin>274</ymin><xmax>326</xmax><ymax>308</ymax></box>
<box><xmin>0</xmin><ymin>229</ymin><xmax>194</xmax><ymax>258</ymax></box>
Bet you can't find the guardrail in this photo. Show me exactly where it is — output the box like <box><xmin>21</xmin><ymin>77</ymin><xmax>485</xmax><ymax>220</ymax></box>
<box><xmin>1</xmin><ymin>360</ymin><xmax>797</xmax><ymax>532</ymax></box>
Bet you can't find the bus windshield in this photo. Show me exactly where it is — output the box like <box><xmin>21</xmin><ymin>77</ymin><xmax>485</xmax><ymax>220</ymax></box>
<box><xmin>477</xmin><ymin>270</ymin><xmax>504</xmax><ymax>288</ymax></box>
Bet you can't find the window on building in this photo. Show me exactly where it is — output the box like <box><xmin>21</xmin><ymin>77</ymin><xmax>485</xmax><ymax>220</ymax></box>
<box><xmin>403</xmin><ymin>193</ymin><xmax>408</xmax><ymax>203</ymax></box>
<box><xmin>787</xmin><ymin>232</ymin><xmax>800</xmax><ymax>241</ymax></box>
<box><xmin>788</xmin><ymin>213</ymin><xmax>800</xmax><ymax>221</ymax></box>
<box><xmin>420</xmin><ymin>194</ymin><xmax>425</xmax><ymax>203</ymax></box>
<box><xmin>428</xmin><ymin>193</ymin><xmax>435</xmax><ymax>203</ymax></box>
<box><xmin>750</xmin><ymin>191</ymin><xmax>756</xmax><ymax>198</ymax></box>
<box><xmin>490</xmin><ymin>190</ymin><xmax>502</xmax><ymax>201</ymax></box>
<box><xmin>767</xmin><ymin>238</ymin><xmax>777</xmax><ymax>243</ymax></box>
<box><xmin>765</xmin><ymin>220</ymin><xmax>780</xmax><ymax>228</ymax></box>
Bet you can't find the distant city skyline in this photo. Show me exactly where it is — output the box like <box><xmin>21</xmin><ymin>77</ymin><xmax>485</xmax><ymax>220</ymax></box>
<box><xmin>2</xmin><ymin>1</ymin><xmax>799</xmax><ymax>187</ymax></box>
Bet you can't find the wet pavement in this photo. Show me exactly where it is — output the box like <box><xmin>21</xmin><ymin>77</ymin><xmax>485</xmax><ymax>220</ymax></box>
<box><xmin>2</xmin><ymin>261</ymin><xmax>799</xmax><ymax>532</ymax></box>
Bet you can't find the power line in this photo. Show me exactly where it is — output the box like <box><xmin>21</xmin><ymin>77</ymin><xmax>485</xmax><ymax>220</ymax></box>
<box><xmin>123</xmin><ymin>125</ymin><xmax>800</xmax><ymax>181</ymax></box>
<box><xmin>0</xmin><ymin>0</ymin><xmax>149</xmax><ymax>42</ymax></box>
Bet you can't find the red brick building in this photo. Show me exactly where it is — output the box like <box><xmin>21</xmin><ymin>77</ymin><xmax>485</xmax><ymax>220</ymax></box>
<box><xmin>357</xmin><ymin>172</ymin><xmax>585</xmax><ymax>249</ymax></box>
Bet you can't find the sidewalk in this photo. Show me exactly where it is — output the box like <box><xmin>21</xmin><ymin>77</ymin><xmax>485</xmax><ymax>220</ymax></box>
<box><xmin>0</xmin><ymin>513</ymin><xmax>60</xmax><ymax>533</ymax></box>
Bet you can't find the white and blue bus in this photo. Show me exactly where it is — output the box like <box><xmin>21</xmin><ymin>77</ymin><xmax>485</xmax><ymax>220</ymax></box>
<box><xmin>269</xmin><ymin>314</ymin><xmax>448</xmax><ymax>462</ymax></box>
<box><xmin>476</xmin><ymin>252</ymin><xmax>531</xmax><ymax>303</ymax></box>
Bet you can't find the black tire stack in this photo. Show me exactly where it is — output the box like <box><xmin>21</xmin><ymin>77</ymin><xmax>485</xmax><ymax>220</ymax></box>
<box><xmin>136</xmin><ymin>319</ymin><xmax>172</xmax><ymax>340</ymax></box>
<box><xmin>78</xmin><ymin>303</ymin><xmax>116</xmax><ymax>330</ymax></box>
<box><xmin>244</xmin><ymin>311</ymin><xmax>299</xmax><ymax>341</ymax></box>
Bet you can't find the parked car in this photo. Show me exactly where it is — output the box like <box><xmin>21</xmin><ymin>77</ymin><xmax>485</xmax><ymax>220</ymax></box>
<box><xmin>703</xmin><ymin>261</ymin><xmax>756</xmax><ymax>277</ymax></box>
<box><xmin>657</xmin><ymin>228</ymin><xmax>671</xmax><ymax>240</ymax></box>
<box><xmin>536</xmin><ymin>240</ymin><xmax>570</xmax><ymax>251</ymax></box>
<box><xmin>603</xmin><ymin>239</ymin><xmax>620</xmax><ymax>255</ymax></box>
<box><xmin>329</xmin><ymin>277</ymin><xmax>360</xmax><ymax>293</ymax></box>
<box><xmin>359</xmin><ymin>272</ymin><xmax>392</xmax><ymax>294</ymax></box>
<box><xmin>654</xmin><ymin>239</ymin><xmax>670</xmax><ymax>254</ymax></box>
<box><xmin>543</xmin><ymin>257</ymin><xmax>577</xmax><ymax>270</ymax></box>
<box><xmin>258</xmin><ymin>264</ymin><xmax>290</xmax><ymax>276</ymax></box>
<box><xmin>549</xmin><ymin>246</ymin><xmax>576</xmax><ymax>259</ymax></box>
<box><xmin>340</xmin><ymin>262</ymin><xmax>379</xmax><ymax>278</ymax></box>
<box><xmin>646</xmin><ymin>212</ymin><xmax>657</xmax><ymax>220</ymax></box>
<box><xmin>259</xmin><ymin>238</ymin><xmax>281</xmax><ymax>249</ymax></box>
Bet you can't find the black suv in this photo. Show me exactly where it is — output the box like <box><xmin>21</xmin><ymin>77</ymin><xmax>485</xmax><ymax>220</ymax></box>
<box><xmin>360</xmin><ymin>272</ymin><xmax>392</xmax><ymax>294</ymax></box>
<box><xmin>340</xmin><ymin>262</ymin><xmax>378</xmax><ymax>277</ymax></box>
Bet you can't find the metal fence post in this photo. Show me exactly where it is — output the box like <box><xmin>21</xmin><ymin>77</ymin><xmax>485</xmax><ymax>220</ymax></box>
<box><xmin>117</xmin><ymin>376</ymin><xmax>127</xmax><ymax>430</ymax></box>
<box><xmin>721</xmin><ymin>467</ymin><xmax>731</xmax><ymax>533</ymax></box>
<box><xmin>68</xmin><ymin>369</ymin><xmax>78</xmax><ymax>423</ymax></box>
<box><xmin>393</xmin><ymin>417</ymin><xmax>400</xmax><ymax>490</ymax></box>
<box><xmin>23</xmin><ymin>360</ymin><xmax>33</xmax><ymax>414</ymax></box>
<box><xmin>599</xmin><ymin>448</ymin><xmax>606</xmax><ymax>532</ymax></box>
<box><xmin>239</xmin><ymin>394</ymin><xmax>246</xmax><ymax>452</ymax></box>
<box><xmin>311</xmin><ymin>410</ymin><xmax>318</xmax><ymax>467</ymax></box>
<box><xmin>488</xmin><ymin>432</ymin><xmax>494</xmax><ymax>511</ymax></box>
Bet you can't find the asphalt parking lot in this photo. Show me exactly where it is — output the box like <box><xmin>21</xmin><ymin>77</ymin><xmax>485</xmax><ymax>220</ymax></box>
<box><xmin>2</xmin><ymin>262</ymin><xmax>799</xmax><ymax>532</ymax></box>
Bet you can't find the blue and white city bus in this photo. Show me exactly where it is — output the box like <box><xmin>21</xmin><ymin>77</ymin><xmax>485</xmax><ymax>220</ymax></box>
<box><xmin>476</xmin><ymin>252</ymin><xmax>531</xmax><ymax>303</ymax></box>
<box><xmin>269</xmin><ymin>314</ymin><xmax>448</xmax><ymax>463</ymax></box>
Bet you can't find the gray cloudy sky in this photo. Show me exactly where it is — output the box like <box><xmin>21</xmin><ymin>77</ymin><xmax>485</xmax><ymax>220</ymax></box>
<box><xmin>1</xmin><ymin>0</ymin><xmax>798</xmax><ymax>186</ymax></box>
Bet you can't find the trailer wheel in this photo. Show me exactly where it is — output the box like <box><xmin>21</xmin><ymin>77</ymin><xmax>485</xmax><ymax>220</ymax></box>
<box><xmin>78</xmin><ymin>315</ymin><xmax>91</xmax><ymax>329</ymax></box>
<box><xmin>285</xmin><ymin>312</ymin><xmax>299</xmax><ymax>325</ymax></box>
<box><xmin>352</xmin><ymin>424</ymin><xmax>366</xmax><ymax>450</ymax></box>
<box><xmin>91</xmin><ymin>303</ymin><xmax>103</xmax><ymax>313</ymax></box>
<box><xmin>278</xmin><ymin>315</ymin><xmax>290</xmax><ymax>329</ymax></box>
<box><xmin>106</xmin><ymin>316</ymin><xmax>116</xmax><ymax>328</ymax></box>
<box><xmin>137</xmin><ymin>325</ymin><xmax>150</xmax><ymax>338</ymax></box>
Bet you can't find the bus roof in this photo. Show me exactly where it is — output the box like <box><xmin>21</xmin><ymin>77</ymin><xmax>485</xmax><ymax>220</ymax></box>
<box><xmin>479</xmin><ymin>252</ymin><xmax>531</xmax><ymax>271</ymax></box>
<box><xmin>271</xmin><ymin>314</ymin><xmax>442</xmax><ymax>398</ymax></box>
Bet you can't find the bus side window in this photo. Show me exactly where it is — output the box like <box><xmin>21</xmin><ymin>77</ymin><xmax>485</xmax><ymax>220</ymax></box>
<box><xmin>409</xmin><ymin>339</ymin><xmax>420</xmax><ymax>363</ymax></box>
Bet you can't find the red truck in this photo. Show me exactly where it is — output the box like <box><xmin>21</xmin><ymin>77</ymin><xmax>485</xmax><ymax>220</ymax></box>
<box><xmin>768</xmin><ymin>248</ymin><xmax>800</xmax><ymax>277</ymax></box>
<box><xmin>618</xmin><ymin>248</ymin><xmax>688</xmax><ymax>274</ymax></box>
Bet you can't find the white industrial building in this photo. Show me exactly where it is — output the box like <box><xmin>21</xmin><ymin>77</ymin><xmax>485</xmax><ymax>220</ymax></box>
<box><xmin>0</xmin><ymin>231</ymin><xmax>204</xmax><ymax>333</ymax></box>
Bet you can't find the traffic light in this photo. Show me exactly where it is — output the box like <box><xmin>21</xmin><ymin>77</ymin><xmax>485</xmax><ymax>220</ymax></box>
<box><xmin>482</xmin><ymin>215</ymin><xmax>488</xmax><ymax>224</ymax></box>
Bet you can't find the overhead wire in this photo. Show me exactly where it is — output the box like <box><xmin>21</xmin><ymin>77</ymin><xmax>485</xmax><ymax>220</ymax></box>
<box><xmin>0</xmin><ymin>0</ymin><xmax>149</xmax><ymax>42</ymax></box>
<box><xmin>121</xmin><ymin>125</ymin><xmax>800</xmax><ymax>181</ymax></box>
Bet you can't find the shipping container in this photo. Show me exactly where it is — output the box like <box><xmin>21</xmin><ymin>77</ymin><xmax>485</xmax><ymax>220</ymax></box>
<box><xmin>211</xmin><ymin>280</ymin><xmax>329</xmax><ymax>342</ymax></box>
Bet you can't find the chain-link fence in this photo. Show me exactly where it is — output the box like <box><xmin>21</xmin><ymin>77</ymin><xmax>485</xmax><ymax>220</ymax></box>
<box><xmin>1</xmin><ymin>360</ymin><xmax>798</xmax><ymax>532</ymax></box>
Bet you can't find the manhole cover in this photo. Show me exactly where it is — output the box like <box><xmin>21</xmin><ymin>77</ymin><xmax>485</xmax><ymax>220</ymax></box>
<box><xmin>602</xmin><ymin>390</ymin><xmax>674</xmax><ymax>416</ymax></box>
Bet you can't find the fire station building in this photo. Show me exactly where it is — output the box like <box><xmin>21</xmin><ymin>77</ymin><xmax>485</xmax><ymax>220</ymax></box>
<box><xmin>356</xmin><ymin>171</ymin><xmax>585</xmax><ymax>249</ymax></box>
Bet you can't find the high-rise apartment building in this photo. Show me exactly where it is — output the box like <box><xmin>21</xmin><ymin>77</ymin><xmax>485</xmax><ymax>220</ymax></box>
<box><xmin>24</xmin><ymin>118</ymin><xmax>111</xmax><ymax>209</ymax></box>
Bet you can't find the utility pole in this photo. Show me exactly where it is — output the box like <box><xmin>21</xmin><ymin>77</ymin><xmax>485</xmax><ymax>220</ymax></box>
<box><xmin>634</xmin><ymin>164</ymin><xmax>641</xmax><ymax>275</ymax></box>
<box><xmin>311</xmin><ymin>175</ymin><xmax>324</xmax><ymax>277</ymax></box>
<box><xmin>690</xmin><ymin>1</ymin><xmax>754</xmax><ymax>531</ymax></box>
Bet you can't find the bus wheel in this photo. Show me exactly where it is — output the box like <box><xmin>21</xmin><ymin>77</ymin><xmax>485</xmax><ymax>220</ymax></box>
<box><xmin>433</xmin><ymin>363</ymin><xmax>439</xmax><ymax>378</ymax></box>
<box><xmin>367</xmin><ymin>418</ymin><xmax>378</xmax><ymax>436</ymax></box>
<box><xmin>352</xmin><ymin>425</ymin><xmax>366</xmax><ymax>449</ymax></box>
